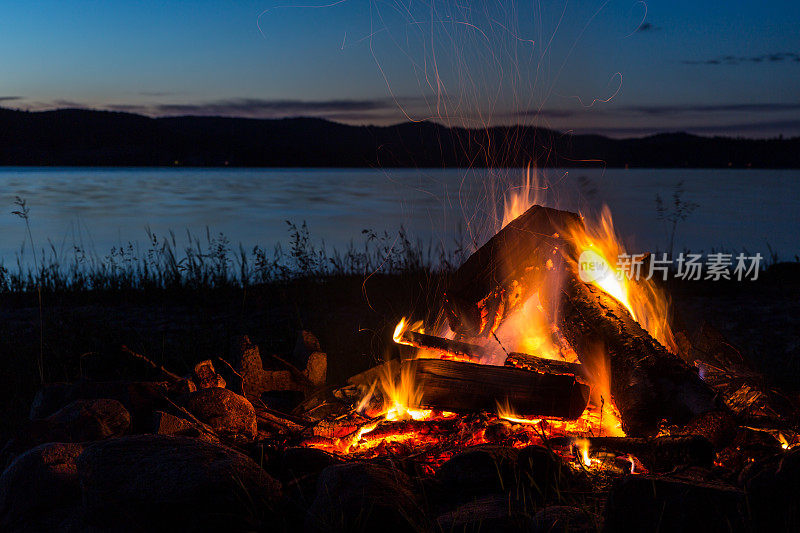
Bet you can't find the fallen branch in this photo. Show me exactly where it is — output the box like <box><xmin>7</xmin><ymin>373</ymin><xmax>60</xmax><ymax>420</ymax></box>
<box><xmin>120</xmin><ymin>345</ymin><xmax>182</xmax><ymax>382</ymax></box>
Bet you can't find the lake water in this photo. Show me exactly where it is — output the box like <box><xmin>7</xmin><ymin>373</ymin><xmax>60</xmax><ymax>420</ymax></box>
<box><xmin>0</xmin><ymin>167</ymin><xmax>798</xmax><ymax>265</ymax></box>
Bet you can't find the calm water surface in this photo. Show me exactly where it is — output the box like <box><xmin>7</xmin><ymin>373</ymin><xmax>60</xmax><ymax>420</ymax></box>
<box><xmin>0</xmin><ymin>167</ymin><xmax>797</xmax><ymax>264</ymax></box>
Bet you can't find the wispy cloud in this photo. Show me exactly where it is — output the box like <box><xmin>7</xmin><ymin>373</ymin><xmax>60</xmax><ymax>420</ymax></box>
<box><xmin>683</xmin><ymin>52</ymin><xmax>800</xmax><ymax>65</ymax></box>
<box><xmin>138</xmin><ymin>91</ymin><xmax>178</xmax><ymax>97</ymax></box>
<box><xmin>101</xmin><ymin>97</ymin><xmax>418</xmax><ymax>122</ymax></box>
<box><xmin>636</xmin><ymin>22</ymin><xmax>659</xmax><ymax>32</ymax></box>
<box><xmin>577</xmin><ymin>119</ymin><xmax>800</xmax><ymax>138</ymax></box>
<box><xmin>0</xmin><ymin>96</ymin><xmax>23</xmax><ymax>102</ymax></box>
<box><xmin>627</xmin><ymin>103</ymin><xmax>800</xmax><ymax>115</ymax></box>
<box><xmin>514</xmin><ymin>102</ymin><xmax>800</xmax><ymax>119</ymax></box>
<box><xmin>154</xmin><ymin>98</ymin><xmax>388</xmax><ymax>116</ymax></box>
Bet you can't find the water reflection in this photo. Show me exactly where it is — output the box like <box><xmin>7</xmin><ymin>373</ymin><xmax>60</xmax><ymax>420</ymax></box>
<box><xmin>0</xmin><ymin>167</ymin><xmax>797</xmax><ymax>264</ymax></box>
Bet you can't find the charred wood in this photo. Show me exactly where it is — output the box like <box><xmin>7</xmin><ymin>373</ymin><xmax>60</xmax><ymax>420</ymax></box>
<box><xmin>404</xmin><ymin>359</ymin><xmax>589</xmax><ymax>419</ymax></box>
<box><xmin>544</xmin><ymin>273</ymin><xmax>722</xmax><ymax>436</ymax></box>
<box><xmin>504</xmin><ymin>352</ymin><xmax>584</xmax><ymax>377</ymax></box>
<box><xmin>570</xmin><ymin>435</ymin><xmax>714</xmax><ymax>472</ymax></box>
<box><xmin>443</xmin><ymin>205</ymin><xmax>582</xmax><ymax>337</ymax></box>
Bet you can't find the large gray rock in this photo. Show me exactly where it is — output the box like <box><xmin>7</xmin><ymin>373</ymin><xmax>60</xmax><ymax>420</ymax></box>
<box><xmin>306</xmin><ymin>462</ymin><xmax>424</xmax><ymax>532</ymax></box>
<box><xmin>0</xmin><ymin>442</ymin><xmax>85</xmax><ymax>532</ymax></box>
<box><xmin>184</xmin><ymin>387</ymin><xmax>257</xmax><ymax>440</ymax></box>
<box><xmin>76</xmin><ymin>434</ymin><xmax>281</xmax><ymax>531</ymax></box>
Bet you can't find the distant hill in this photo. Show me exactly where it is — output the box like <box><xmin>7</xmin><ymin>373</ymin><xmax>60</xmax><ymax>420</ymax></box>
<box><xmin>1</xmin><ymin>107</ymin><xmax>798</xmax><ymax>168</ymax></box>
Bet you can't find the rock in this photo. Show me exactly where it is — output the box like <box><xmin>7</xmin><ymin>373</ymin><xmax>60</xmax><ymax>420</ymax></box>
<box><xmin>77</xmin><ymin>434</ymin><xmax>281</xmax><ymax>531</ymax></box>
<box><xmin>294</xmin><ymin>331</ymin><xmax>327</xmax><ymax>386</ymax></box>
<box><xmin>168</xmin><ymin>377</ymin><xmax>197</xmax><ymax>395</ymax></box>
<box><xmin>46</xmin><ymin>399</ymin><xmax>130</xmax><ymax>441</ymax></box>
<box><xmin>436</xmin><ymin>494</ymin><xmax>533</xmax><ymax>533</ymax></box>
<box><xmin>280</xmin><ymin>447</ymin><xmax>340</xmax><ymax>501</ymax></box>
<box><xmin>30</xmin><ymin>381</ymin><xmax>168</xmax><ymax>431</ymax></box>
<box><xmin>3</xmin><ymin>399</ymin><xmax>130</xmax><ymax>460</ymax></box>
<box><xmin>517</xmin><ymin>445</ymin><xmax>573</xmax><ymax>499</ymax></box>
<box><xmin>306</xmin><ymin>462</ymin><xmax>423</xmax><ymax>533</ymax></box>
<box><xmin>152</xmin><ymin>410</ymin><xmax>200</xmax><ymax>436</ymax></box>
<box><xmin>532</xmin><ymin>506</ymin><xmax>594</xmax><ymax>533</ymax></box>
<box><xmin>604</xmin><ymin>471</ymin><xmax>746</xmax><ymax>532</ymax></box>
<box><xmin>293</xmin><ymin>330</ymin><xmax>321</xmax><ymax>368</ymax></box>
<box><xmin>234</xmin><ymin>335</ymin><xmax>303</xmax><ymax>401</ymax></box>
<box><xmin>0</xmin><ymin>442</ymin><xmax>85</xmax><ymax>532</ymax></box>
<box><xmin>185</xmin><ymin>387</ymin><xmax>257</xmax><ymax>440</ymax></box>
<box><xmin>436</xmin><ymin>445</ymin><xmax>520</xmax><ymax>500</ymax></box>
<box><xmin>741</xmin><ymin>447</ymin><xmax>800</xmax><ymax>531</ymax></box>
<box><xmin>304</xmin><ymin>351</ymin><xmax>327</xmax><ymax>386</ymax></box>
<box><xmin>192</xmin><ymin>360</ymin><xmax>226</xmax><ymax>389</ymax></box>
<box><xmin>276</xmin><ymin>447</ymin><xmax>341</xmax><ymax>530</ymax></box>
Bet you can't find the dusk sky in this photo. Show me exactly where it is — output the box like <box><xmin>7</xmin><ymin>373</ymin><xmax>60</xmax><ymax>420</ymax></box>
<box><xmin>1</xmin><ymin>0</ymin><xmax>798</xmax><ymax>137</ymax></box>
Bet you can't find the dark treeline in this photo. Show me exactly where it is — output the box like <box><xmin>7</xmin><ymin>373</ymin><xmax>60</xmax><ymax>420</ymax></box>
<box><xmin>1</xmin><ymin>107</ymin><xmax>799</xmax><ymax>168</ymax></box>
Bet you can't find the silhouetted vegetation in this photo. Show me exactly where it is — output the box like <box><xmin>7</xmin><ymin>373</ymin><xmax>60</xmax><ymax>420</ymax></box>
<box><xmin>0</xmin><ymin>221</ymin><xmax>466</xmax><ymax>294</ymax></box>
<box><xmin>1</xmin><ymin>107</ymin><xmax>799</xmax><ymax>168</ymax></box>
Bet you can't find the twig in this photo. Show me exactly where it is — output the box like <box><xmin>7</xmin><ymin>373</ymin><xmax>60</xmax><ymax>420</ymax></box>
<box><xmin>158</xmin><ymin>393</ymin><xmax>220</xmax><ymax>440</ymax></box>
<box><xmin>269</xmin><ymin>354</ymin><xmax>314</xmax><ymax>388</ymax></box>
<box><xmin>120</xmin><ymin>345</ymin><xmax>182</xmax><ymax>382</ymax></box>
<box><xmin>215</xmin><ymin>356</ymin><xmax>245</xmax><ymax>382</ymax></box>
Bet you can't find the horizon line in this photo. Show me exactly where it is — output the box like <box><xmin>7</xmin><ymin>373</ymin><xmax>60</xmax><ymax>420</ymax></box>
<box><xmin>2</xmin><ymin>105</ymin><xmax>798</xmax><ymax>142</ymax></box>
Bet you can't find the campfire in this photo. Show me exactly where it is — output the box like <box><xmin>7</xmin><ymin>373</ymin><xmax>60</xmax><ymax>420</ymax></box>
<box><xmin>7</xmin><ymin>185</ymin><xmax>799</xmax><ymax>532</ymax></box>
<box><xmin>292</xmin><ymin>196</ymin><xmax>721</xmax><ymax>469</ymax></box>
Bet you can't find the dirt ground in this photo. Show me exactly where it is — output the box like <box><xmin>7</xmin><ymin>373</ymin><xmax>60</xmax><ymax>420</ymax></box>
<box><xmin>0</xmin><ymin>264</ymin><xmax>798</xmax><ymax>443</ymax></box>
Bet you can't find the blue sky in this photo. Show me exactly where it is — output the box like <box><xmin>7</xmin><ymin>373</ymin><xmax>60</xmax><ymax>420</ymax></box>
<box><xmin>1</xmin><ymin>0</ymin><xmax>798</xmax><ymax>137</ymax></box>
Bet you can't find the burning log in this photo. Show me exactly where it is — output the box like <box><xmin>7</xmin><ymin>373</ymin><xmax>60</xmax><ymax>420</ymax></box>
<box><xmin>443</xmin><ymin>204</ymin><xmax>721</xmax><ymax>436</ymax></box>
<box><xmin>405</xmin><ymin>359</ymin><xmax>589</xmax><ymax>419</ymax></box>
<box><xmin>504</xmin><ymin>352</ymin><xmax>584</xmax><ymax>377</ymax></box>
<box><xmin>398</xmin><ymin>330</ymin><xmax>486</xmax><ymax>361</ymax></box>
<box><xmin>400</xmin><ymin>330</ymin><xmax>582</xmax><ymax>376</ymax></box>
<box><xmin>550</xmin><ymin>435</ymin><xmax>715</xmax><ymax>472</ymax></box>
<box><xmin>443</xmin><ymin>205</ymin><xmax>582</xmax><ymax>337</ymax></box>
<box><xmin>545</xmin><ymin>274</ymin><xmax>721</xmax><ymax>436</ymax></box>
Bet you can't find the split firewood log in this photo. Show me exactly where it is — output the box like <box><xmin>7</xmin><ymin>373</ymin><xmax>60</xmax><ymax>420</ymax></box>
<box><xmin>542</xmin><ymin>273</ymin><xmax>722</xmax><ymax>436</ymax></box>
<box><xmin>443</xmin><ymin>204</ymin><xmax>722</xmax><ymax>436</ymax></box>
<box><xmin>443</xmin><ymin>205</ymin><xmax>582</xmax><ymax>338</ymax></box>
<box><xmin>404</xmin><ymin>359</ymin><xmax>589</xmax><ymax>419</ymax></box>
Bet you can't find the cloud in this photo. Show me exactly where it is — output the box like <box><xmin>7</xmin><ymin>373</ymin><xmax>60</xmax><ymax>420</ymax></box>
<box><xmin>683</xmin><ymin>52</ymin><xmax>800</xmax><ymax>65</ymax></box>
<box><xmin>0</xmin><ymin>96</ymin><xmax>22</xmax><ymax>102</ymax></box>
<box><xmin>626</xmin><ymin>103</ymin><xmax>800</xmax><ymax>115</ymax></box>
<box><xmin>102</xmin><ymin>97</ymin><xmax>419</xmax><ymax>122</ymax></box>
<box><xmin>152</xmin><ymin>98</ymin><xmax>389</xmax><ymax>117</ymax></box>
<box><xmin>636</xmin><ymin>22</ymin><xmax>659</xmax><ymax>32</ymax></box>
<box><xmin>575</xmin><ymin>119</ymin><xmax>800</xmax><ymax>138</ymax></box>
<box><xmin>513</xmin><ymin>102</ymin><xmax>800</xmax><ymax>119</ymax></box>
<box><xmin>138</xmin><ymin>91</ymin><xmax>178</xmax><ymax>97</ymax></box>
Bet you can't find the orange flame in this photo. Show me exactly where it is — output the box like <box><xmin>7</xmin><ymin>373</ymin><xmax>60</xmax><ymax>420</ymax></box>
<box><xmin>500</xmin><ymin>168</ymin><xmax>677</xmax><ymax>352</ymax></box>
<box><xmin>567</xmin><ymin>206</ymin><xmax>677</xmax><ymax>352</ymax></box>
<box><xmin>501</xmin><ymin>163</ymin><xmax>544</xmax><ymax>229</ymax></box>
<box><xmin>574</xmin><ymin>438</ymin><xmax>592</xmax><ymax>467</ymax></box>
